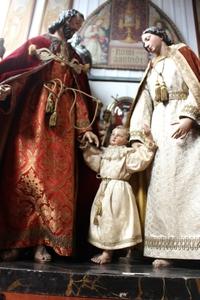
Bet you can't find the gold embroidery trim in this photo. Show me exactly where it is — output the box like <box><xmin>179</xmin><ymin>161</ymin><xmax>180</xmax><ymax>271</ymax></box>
<box><xmin>169</xmin><ymin>44</ymin><xmax>200</xmax><ymax>106</ymax></box>
<box><xmin>181</xmin><ymin>105</ymin><xmax>200</xmax><ymax>119</ymax></box>
<box><xmin>154</xmin><ymin>91</ymin><xmax>188</xmax><ymax>103</ymax></box>
<box><xmin>168</xmin><ymin>91</ymin><xmax>188</xmax><ymax>100</ymax></box>
<box><xmin>145</xmin><ymin>237</ymin><xmax>200</xmax><ymax>250</ymax></box>
<box><xmin>129</xmin><ymin>130</ymin><xmax>156</xmax><ymax>150</ymax></box>
<box><xmin>129</xmin><ymin>130</ymin><xmax>146</xmax><ymax>144</ymax></box>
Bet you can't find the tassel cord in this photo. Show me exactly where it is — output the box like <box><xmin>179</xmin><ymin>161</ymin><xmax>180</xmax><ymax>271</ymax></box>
<box><xmin>43</xmin><ymin>79</ymin><xmax>101</xmax><ymax>129</ymax></box>
<box><xmin>152</xmin><ymin>58</ymin><xmax>169</xmax><ymax>102</ymax></box>
<box><xmin>66</xmin><ymin>87</ymin><xmax>100</xmax><ymax>130</ymax></box>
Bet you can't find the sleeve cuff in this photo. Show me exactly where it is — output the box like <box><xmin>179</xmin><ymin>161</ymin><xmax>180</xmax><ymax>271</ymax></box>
<box><xmin>180</xmin><ymin>105</ymin><xmax>200</xmax><ymax>125</ymax></box>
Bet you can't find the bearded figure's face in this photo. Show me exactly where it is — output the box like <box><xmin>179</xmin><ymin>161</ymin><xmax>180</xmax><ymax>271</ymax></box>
<box><xmin>63</xmin><ymin>15</ymin><xmax>84</xmax><ymax>42</ymax></box>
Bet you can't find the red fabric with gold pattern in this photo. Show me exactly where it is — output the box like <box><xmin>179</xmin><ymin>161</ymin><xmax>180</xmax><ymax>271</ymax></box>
<box><xmin>0</xmin><ymin>36</ymin><xmax>98</xmax><ymax>256</ymax></box>
<box><xmin>0</xmin><ymin>36</ymin><xmax>51</xmax><ymax>82</ymax></box>
<box><xmin>178</xmin><ymin>46</ymin><xmax>200</xmax><ymax>82</ymax></box>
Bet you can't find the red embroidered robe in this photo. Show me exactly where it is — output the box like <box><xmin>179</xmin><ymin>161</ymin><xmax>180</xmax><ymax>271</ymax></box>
<box><xmin>0</xmin><ymin>35</ymin><xmax>98</xmax><ymax>256</ymax></box>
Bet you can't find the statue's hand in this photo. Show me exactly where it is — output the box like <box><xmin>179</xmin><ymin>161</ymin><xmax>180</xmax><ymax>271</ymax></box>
<box><xmin>82</xmin><ymin>131</ymin><xmax>99</xmax><ymax>148</ymax></box>
<box><xmin>171</xmin><ymin>118</ymin><xmax>193</xmax><ymax>139</ymax></box>
<box><xmin>131</xmin><ymin>141</ymin><xmax>142</xmax><ymax>148</ymax></box>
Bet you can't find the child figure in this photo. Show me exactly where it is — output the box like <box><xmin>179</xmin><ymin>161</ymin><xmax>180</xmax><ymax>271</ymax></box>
<box><xmin>82</xmin><ymin>125</ymin><xmax>157</xmax><ymax>264</ymax></box>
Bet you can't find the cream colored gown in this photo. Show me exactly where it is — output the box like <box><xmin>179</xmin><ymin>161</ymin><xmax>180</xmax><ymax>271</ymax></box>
<box><xmin>83</xmin><ymin>143</ymin><xmax>155</xmax><ymax>250</ymax></box>
<box><xmin>130</xmin><ymin>44</ymin><xmax>200</xmax><ymax>259</ymax></box>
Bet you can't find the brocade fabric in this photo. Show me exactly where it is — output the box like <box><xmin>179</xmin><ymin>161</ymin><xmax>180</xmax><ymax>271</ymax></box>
<box><xmin>0</xmin><ymin>36</ymin><xmax>93</xmax><ymax>256</ymax></box>
<box><xmin>129</xmin><ymin>44</ymin><xmax>200</xmax><ymax>259</ymax></box>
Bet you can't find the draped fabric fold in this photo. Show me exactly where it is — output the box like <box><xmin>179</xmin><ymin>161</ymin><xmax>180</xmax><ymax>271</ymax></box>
<box><xmin>0</xmin><ymin>35</ymin><xmax>98</xmax><ymax>256</ymax></box>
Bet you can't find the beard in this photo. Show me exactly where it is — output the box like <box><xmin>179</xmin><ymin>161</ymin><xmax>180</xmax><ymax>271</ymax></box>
<box><xmin>63</xmin><ymin>24</ymin><xmax>75</xmax><ymax>42</ymax></box>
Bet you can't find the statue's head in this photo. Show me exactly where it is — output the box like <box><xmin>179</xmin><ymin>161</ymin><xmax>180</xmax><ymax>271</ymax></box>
<box><xmin>48</xmin><ymin>9</ymin><xmax>84</xmax><ymax>41</ymax></box>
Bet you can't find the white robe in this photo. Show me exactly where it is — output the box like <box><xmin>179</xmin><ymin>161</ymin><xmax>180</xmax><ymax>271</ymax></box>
<box><xmin>83</xmin><ymin>144</ymin><xmax>155</xmax><ymax>250</ymax></box>
<box><xmin>130</xmin><ymin>44</ymin><xmax>200</xmax><ymax>259</ymax></box>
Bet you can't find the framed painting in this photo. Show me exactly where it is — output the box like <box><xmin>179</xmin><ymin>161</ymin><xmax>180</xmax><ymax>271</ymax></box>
<box><xmin>108</xmin><ymin>0</ymin><xmax>148</xmax><ymax>70</ymax></box>
<box><xmin>79</xmin><ymin>0</ymin><xmax>148</xmax><ymax>71</ymax></box>
<box><xmin>78</xmin><ymin>0</ymin><xmax>185</xmax><ymax>71</ymax></box>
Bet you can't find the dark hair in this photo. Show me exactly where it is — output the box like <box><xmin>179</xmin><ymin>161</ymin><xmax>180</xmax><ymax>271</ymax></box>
<box><xmin>48</xmin><ymin>9</ymin><xmax>84</xmax><ymax>34</ymax></box>
<box><xmin>142</xmin><ymin>26</ymin><xmax>173</xmax><ymax>46</ymax></box>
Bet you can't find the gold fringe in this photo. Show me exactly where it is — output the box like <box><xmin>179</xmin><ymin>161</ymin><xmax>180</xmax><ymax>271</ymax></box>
<box><xmin>49</xmin><ymin>111</ymin><xmax>57</xmax><ymax>127</ymax></box>
<box><xmin>93</xmin><ymin>216</ymin><xmax>99</xmax><ymax>225</ymax></box>
<box><xmin>46</xmin><ymin>94</ymin><xmax>55</xmax><ymax>113</ymax></box>
<box><xmin>154</xmin><ymin>80</ymin><xmax>161</xmax><ymax>102</ymax></box>
<box><xmin>93</xmin><ymin>203</ymin><xmax>102</xmax><ymax>225</ymax></box>
<box><xmin>160</xmin><ymin>82</ymin><xmax>169</xmax><ymax>101</ymax></box>
<box><xmin>96</xmin><ymin>205</ymin><xmax>102</xmax><ymax>216</ymax></box>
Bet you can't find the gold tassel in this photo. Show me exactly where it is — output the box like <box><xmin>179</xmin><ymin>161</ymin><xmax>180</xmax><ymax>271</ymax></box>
<box><xmin>93</xmin><ymin>203</ymin><xmax>102</xmax><ymax>225</ymax></box>
<box><xmin>160</xmin><ymin>82</ymin><xmax>168</xmax><ymax>101</ymax></box>
<box><xmin>46</xmin><ymin>95</ymin><xmax>55</xmax><ymax>113</ymax></box>
<box><xmin>49</xmin><ymin>111</ymin><xmax>57</xmax><ymax>127</ymax></box>
<box><xmin>93</xmin><ymin>216</ymin><xmax>99</xmax><ymax>225</ymax></box>
<box><xmin>154</xmin><ymin>80</ymin><xmax>161</xmax><ymax>102</ymax></box>
<box><xmin>96</xmin><ymin>205</ymin><xmax>102</xmax><ymax>216</ymax></box>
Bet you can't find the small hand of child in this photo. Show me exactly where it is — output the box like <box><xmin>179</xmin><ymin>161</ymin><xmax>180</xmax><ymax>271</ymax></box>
<box><xmin>131</xmin><ymin>125</ymin><xmax>153</xmax><ymax>148</ymax></box>
<box><xmin>143</xmin><ymin>124</ymin><xmax>153</xmax><ymax>138</ymax></box>
<box><xmin>143</xmin><ymin>124</ymin><xmax>156</xmax><ymax>149</ymax></box>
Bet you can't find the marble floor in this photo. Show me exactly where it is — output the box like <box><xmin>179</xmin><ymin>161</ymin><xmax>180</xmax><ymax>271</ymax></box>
<box><xmin>0</xmin><ymin>256</ymin><xmax>200</xmax><ymax>299</ymax></box>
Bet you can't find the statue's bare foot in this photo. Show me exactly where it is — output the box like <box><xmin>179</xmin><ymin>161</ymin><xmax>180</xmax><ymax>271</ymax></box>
<box><xmin>34</xmin><ymin>245</ymin><xmax>52</xmax><ymax>263</ymax></box>
<box><xmin>91</xmin><ymin>250</ymin><xmax>113</xmax><ymax>264</ymax></box>
<box><xmin>153</xmin><ymin>259</ymin><xmax>172</xmax><ymax>268</ymax></box>
<box><xmin>0</xmin><ymin>249</ymin><xmax>20</xmax><ymax>261</ymax></box>
<box><xmin>126</xmin><ymin>247</ymin><xmax>133</xmax><ymax>259</ymax></box>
